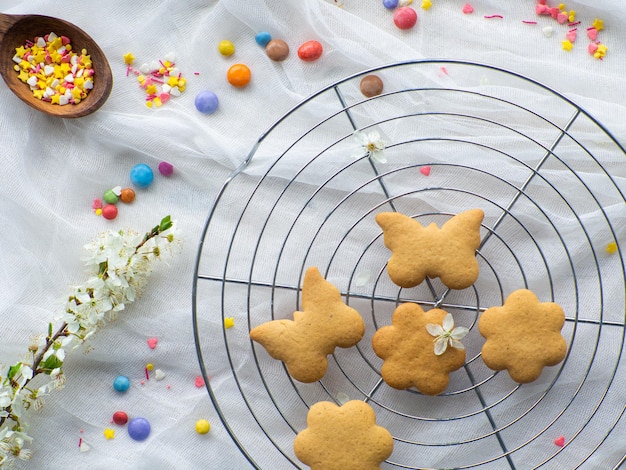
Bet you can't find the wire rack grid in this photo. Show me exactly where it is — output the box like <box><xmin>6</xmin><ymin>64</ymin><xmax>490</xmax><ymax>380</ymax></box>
<box><xmin>192</xmin><ymin>60</ymin><xmax>626</xmax><ymax>469</ymax></box>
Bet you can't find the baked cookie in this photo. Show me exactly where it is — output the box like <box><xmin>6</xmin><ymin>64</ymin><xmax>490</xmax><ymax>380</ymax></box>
<box><xmin>250</xmin><ymin>266</ymin><xmax>365</xmax><ymax>383</ymax></box>
<box><xmin>372</xmin><ymin>303</ymin><xmax>467</xmax><ymax>395</ymax></box>
<box><xmin>294</xmin><ymin>400</ymin><xmax>394</xmax><ymax>470</ymax></box>
<box><xmin>375</xmin><ymin>209</ymin><xmax>484</xmax><ymax>290</ymax></box>
<box><xmin>478</xmin><ymin>289</ymin><xmax>567</xmax><ymax>383</ymax></box>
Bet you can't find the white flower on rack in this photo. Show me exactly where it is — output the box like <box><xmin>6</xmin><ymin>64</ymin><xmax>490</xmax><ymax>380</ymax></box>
<box><xmin>353</xmin><ymin>130</ymin><xmax>387</xmax><ymax>163</ymax></box>
<box><xmin>426</xmin><ymin>313</ymin><xmax>469</xmax><ymax>356</ymax></box>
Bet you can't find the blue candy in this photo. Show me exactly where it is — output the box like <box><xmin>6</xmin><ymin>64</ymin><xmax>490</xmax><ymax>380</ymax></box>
<box><xmin>194</xmin><ymin>90</ymin><xmax>219</xmax><ymax>115</ymax></box>
<box><xmin>128</xmin><ymin>417</ymin><xmax>151</xmax><ymax>441</ymax></box>
<box><xmin>113</xmin><ymin>375</ymin><xmax>130</xmax><ymax>392</ymax></box>
<box><xmin>130</xmin><ymin>163</ymin><xmax>154</xmax><ymax>188</ymax></box>
<box><xmin>383</xmin><ymin>0</ymin><xmax>399</xmax><ymax>8</ymax></box>
<box><xmin>255</xmin><ymin>31</ymin><xmax>271</xmax><ymax>47</ymax></box>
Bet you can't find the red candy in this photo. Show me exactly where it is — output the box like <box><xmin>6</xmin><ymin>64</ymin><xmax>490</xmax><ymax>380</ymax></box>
<box><xmin>297</xmin><ymin>40</ymin><xmax>323</xmax><ymax>62</ymax></box>
<box><xmin>113</xmin><ymin>411</ymin><xmax>128</xmax><ymax>425</ymax></box>
<box><xmin>393</xmin><ymin>7</ymin><xmax>418</xmax><ymax>30</ymax></box>
<box><xmin>102</xmin><ymin>204</ymin><xmax>118</xmax><ymax>220</ymax></box>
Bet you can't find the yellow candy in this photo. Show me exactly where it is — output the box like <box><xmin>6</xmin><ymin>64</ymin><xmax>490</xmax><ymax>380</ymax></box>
<box><xmin>146</xmin><ymin>363</ymin><xmax>154</xmax><ymax>371</ymax></box>
<box><xmin>562</xmin><ymin>40</ymin><xmax>574</xmax><ymax>51</ymax></box>
<box><xmin>195</xmin><ymin>419</ymin><xmax>211</xmax><ymax>434</ymax></box>
<box><xmin>606</xmin><ymin>242</ymin><xmax>617</xmax><ymax>254</ymax></box>
<box><xmin>224</xmin><ymin>317</ymin><xmax>235</xmax><ymax>329</ymax></box>
<box><xmin>218</xmin><ymin>40</ymin><xmax>235</xmax><ymax>57</ymax></box>
<box><xmin>123</xmin><ymin>52</ymin><xmax>135</xmax><ymax>64</ymax></box>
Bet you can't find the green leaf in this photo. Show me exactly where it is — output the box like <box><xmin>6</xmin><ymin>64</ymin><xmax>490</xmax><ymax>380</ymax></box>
<box><xmin>159</xmin><ymin>215</ymin><xmax>172</xmax><ymax>232</ymax></box>
<box><xmin>40</xmin><ymin>355</ymin><xmax>63</xmax><ymax>374</ymax></box>
<box><xmin>7</xmin><ymin>363</ymin><xmax>22</xmax><ymax>380</ymax></box>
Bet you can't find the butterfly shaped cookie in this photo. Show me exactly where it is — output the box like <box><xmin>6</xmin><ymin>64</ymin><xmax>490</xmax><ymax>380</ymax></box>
<box><xmin>376</xmin><ymin>209</ymin><xmax>484</xmax><ymax>290</ymax></box>
<box><xmin>250</xmin><ymin>266</ymin><xmax>365</xmax><ymax>383</ymax></box>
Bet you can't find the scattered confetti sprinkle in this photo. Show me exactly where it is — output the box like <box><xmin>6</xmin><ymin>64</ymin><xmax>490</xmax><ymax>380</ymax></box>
<box><xmin>194</xmin><ymin>376</ymin><xmax>205</xmax><ymax>388</ymax></box>
<box><xmin>522</xmin><ymin>20</ymin><xmax>538</xmax><ymax>24</ymax></box>
<box><xmin>79</xmin><ymin>438</ymin><xmax>90</xmax><ymax>452</ymax></box>
<box><xmin>124</xmin><ymin>52</ymin><xmax>186</xmax><ymax>108</ymax></box>
<box><xmin>462</xmin><ymin>3</ymin><xmax>474</xmax><ymax>14</ymax></box>
<box><xmin>103</xmin><ymin>428</ymin><xmax>115</xmax><ymax>440</ymax></box>
<box><xmin>420</xmin><ymin>165</ymin><xmax>431</xmax><ymax>176</ymax></box>
<box><xmin>606</xmin><ymin>242</ymin><xmax>617</xmax><ymax>254</ymax></box>
<box><xmin>542</xmin><ymin>26</ymin><xmax>554</xmax><ymax>37</ymax></box>
<box><xmin>484</xmin><ymin>14</ymin><xmax>503</xmax><ymax>19</ymax></box>
<box><xmin>566</xmin><ymin>29</ymin><xmax>577</xmax><ymax>42</ymax></box>
<box><xmin>421</xmin><ymin>0</ymin><xmax>432</xmax><ymax>10</ymax></box>
<box><xmin>592</xmin><ymin>18</ymin><xmax>604</xmax><ymax>31</ymax></box>
<box><xmin>147</xmin><ymin>337</ymin><xmax>158</xmax><ymax>349</ymax></box>
<box><xmin>587</xmin><ymin>27</ymin><xmax>598</xmax><ymax>41</ymax></box>
<box><xmin>554</xmin><ymin>435</ymin><xmax>565</xmax><ymax>447</ymax></box>
<box><xmin>224</xmin><ymin>317</ymin><xmax>235</xmax><ymax>329</ymax></box>
<box><xmin>562</xmin><ymin>39</ymin><xmax>574</xmax><ymax>51</ymax></box>
<box><xmin>154</xmin><ymin>369</ymin><xmax>166</xmax><ymax>381</ymax></box>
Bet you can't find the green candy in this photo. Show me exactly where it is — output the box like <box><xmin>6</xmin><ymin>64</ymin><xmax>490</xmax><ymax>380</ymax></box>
<box><xmin>103</xmin><ymin>189</ymin><xmax>119</xmax><ymax>204</ymax></box>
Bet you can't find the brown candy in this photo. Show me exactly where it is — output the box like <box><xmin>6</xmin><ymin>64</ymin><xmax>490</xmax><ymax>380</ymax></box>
<box><xmin>265</xmin><ymin>39</ymin><xmax>290</xmax><ymax>62</ymax></box>
<box><xmin>359</xmin><ymin>75</ymin><xmax>384</xmax><ymax>98</ymax></box>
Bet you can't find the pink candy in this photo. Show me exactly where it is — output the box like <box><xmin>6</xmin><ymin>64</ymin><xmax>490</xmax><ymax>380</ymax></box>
<box><xmin>393</xmin><ymin>7</ymin><xmax>418</xmax><ymax>30</ymax></box>
<box><xmin>462</xmin><ymin>3</ymin><xmax>474</xmax><ymax>14</ymax></box>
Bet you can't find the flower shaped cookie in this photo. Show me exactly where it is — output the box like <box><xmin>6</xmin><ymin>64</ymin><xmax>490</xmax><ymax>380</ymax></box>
<box><xmin>478</xmin><ymin>289</ymin><xmax>567</xmax><ymax>383</ymax></box>
<box><xmin>372</xmin><ymin>303</ymin><xmax>466</xmax><ymax>395</ymax></box>
<box><xmin>294</xmin><ymin>400</ymin><xmax>393</xmax><ymax>470</ymax></box>
<box><xmin>250</xmin><ymin>267</ymin><xmax>365</xmax><ymax>383</ymax></box>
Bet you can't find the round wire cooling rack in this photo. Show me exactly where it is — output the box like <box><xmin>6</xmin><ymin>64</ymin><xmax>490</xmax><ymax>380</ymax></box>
<box><xmin>192</xmin><ymin>60</ymin><xmax>626</xmax><ymax>469</ymax></box>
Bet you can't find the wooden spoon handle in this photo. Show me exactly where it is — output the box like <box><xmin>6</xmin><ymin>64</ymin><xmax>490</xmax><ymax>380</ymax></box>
<box><xmin>0</xmin><ymin>14</ymin><xmax>20</xmax><ymax>41</ymax></box>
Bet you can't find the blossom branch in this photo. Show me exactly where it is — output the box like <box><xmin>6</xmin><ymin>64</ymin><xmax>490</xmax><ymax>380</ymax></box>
<box><xmin>0</xmin><ymin>215</ymin><xmax>181</xmax><ymax>466</ymax></box>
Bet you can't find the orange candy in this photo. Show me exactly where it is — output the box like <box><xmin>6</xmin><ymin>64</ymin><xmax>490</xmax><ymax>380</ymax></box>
<box><xmin>227</xmin><ymin>64</ymin><xmax>251</xmax><ymax>88</ymax></box>
<box><xmin>120</xmin><ymin>187</ymin><xmax>136</xmax><ymax>203</ymax></box>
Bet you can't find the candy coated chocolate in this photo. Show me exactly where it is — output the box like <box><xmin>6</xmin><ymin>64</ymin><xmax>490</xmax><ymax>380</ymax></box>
<box><xmin>360</xmin><ymin>75</ymin><xmax>384</xmax><ymax>97</ymax></box>
<box><xmin>130</xmin><ymin>163</ymin><xmax>154</xmax><ymax>188</ymax></box>
<box><xmin>195</xmin><ymin>90</ymin><xmax>219</xmax><ymax>114</ymax></box>
<box><xmin>128</xmin><ymin>417</ymin><xmax>151</xmax><ymax>441</ymax></box>
<box><xmin>297</xmin><ymin>40</ymin><xmax>323</xmax><ymax>62</ymax></box>
<box><xmin>394</xmin><ymin>7</ymin><xmax>418</xmax><ymax>30</ymax></box>
<box><xmin>255</xmin><ymin>32</ymin><xmax>272</xmax><ymax>47</ymax></box>
<box><xmin>266</xmin><ymin>39</ymin><xmax>290</xmax><ymax>61</ymax></box>
<box><xmin>102</xmin><ymin>204</ymin><xmax>118</xmax><ymax>220</ymax></box>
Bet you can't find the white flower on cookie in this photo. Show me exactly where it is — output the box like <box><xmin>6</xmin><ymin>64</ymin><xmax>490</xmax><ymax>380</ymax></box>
<box><xmin>426</xmin><ymin>313</ymin><xmax>469</xmax><ymax>356</ymax></box>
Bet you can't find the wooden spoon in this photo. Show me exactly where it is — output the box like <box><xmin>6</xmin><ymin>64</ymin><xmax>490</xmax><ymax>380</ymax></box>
<box><xmin>0</xmin><ymin>14</ymin><xmax>112</xmax><ymax>118</ymax></box>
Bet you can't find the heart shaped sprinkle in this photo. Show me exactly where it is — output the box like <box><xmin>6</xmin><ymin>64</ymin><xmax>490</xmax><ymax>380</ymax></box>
<box><xmin>420</xmin><ymin>166</ymin><xmax>431</xmax><ymax>176</ymax></box>
<box><xmin>147</xmin><ymin>337</ymin><xmax>158</xmax><ymax>349</ymax></box>
<box><xmin>554</xmin><ymin>436</ymin><xmax>565</xmax><ymax>447</ymax></box>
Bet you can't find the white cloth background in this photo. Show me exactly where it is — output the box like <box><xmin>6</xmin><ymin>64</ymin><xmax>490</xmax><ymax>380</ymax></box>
<box><xmin>0</xmin><ymin>0</ymin><xmax>624</xmax><ymax>469</ymax></box>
